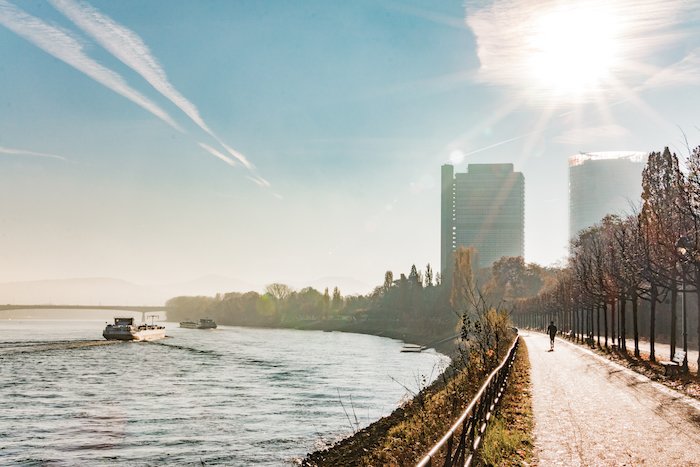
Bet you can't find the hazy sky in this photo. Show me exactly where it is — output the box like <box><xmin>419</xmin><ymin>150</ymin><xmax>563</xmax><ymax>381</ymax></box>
<box><xmin>1</xmin><ymin>0</ymin><xmax>699</xmax><ymax>289</ymax></box>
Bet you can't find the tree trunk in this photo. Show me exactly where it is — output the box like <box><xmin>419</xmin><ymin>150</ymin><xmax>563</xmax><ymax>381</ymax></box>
<box><xmin>604</xmin><ymin>301</ymin><xmax>609</xmax><ymax>349</ymax></box>
<box><xmin>671</xmin><ymin>284</ymin><xmax>677</xmax><ymax>361</ymax></box>
<box><xmin>632</xmin><ymin>290</ymin><xmax>640</xmax><ymax>358</ymax></box>
<box><xmin>620</xmin><ymin>297</ymin><xmax>627</xmax><ymax>351</ymax></box>
<box><xmin>650</xmin><ymin>284</ymin><xmax>657</xmax><ymax>363</ymax></box>
<box><xmin>696</xmin><ymin>272</ymin><xmax>700</xmax><ymax>371</ymax></box>
<box><xmin>611</xmin><ymin>298</ymin><xmax>616</xmax><ymax>348</ymax></box>
<box><xmin>597</xmin><ymin>305</ymin><xmax>601</xmax><ymax>347</ymax></box>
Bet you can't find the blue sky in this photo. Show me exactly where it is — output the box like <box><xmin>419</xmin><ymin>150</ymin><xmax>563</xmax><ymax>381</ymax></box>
<box><xmin>1</xmin><ymin>0</ymin><xmax>699</xmax><ymax>291</ymax></box>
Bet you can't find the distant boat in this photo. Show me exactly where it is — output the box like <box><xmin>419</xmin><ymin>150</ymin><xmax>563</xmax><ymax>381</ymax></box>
<box><xmin>180</xmin><ymin>318</ymin><xmax>217</xmax><ymax>329</ymax></box>
<box><xmin>179</xmin><ymin>319</ymin><xmax>198</xmax><ymax>329</ymax></box>
<box><xmin>400</xmin><ymin>344</ymin><xmax>425</xmax><ymax>353</ymax></box>
<box><xmin>103</xmin><ymin>317</ymin><xmax>165</xmax><ymax>341</ymax></box>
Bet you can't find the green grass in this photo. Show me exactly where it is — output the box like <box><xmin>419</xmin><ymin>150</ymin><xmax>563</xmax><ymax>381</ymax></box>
<box><xmin>475</xmin><ymin>338</ymin><xmax>535</xmax><ymax>467</ymax></box>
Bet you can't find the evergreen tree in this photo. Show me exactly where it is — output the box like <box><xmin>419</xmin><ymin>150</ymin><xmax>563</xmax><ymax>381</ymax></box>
<box><xmin>331</xmin><ymin>286</ymin><xmax>342</xmax><ymax>312</ymax></box>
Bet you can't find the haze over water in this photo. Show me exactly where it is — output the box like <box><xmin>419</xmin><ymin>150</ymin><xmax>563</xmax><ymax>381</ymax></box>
<box><xmin>0</xmin><ymin>319</ymin><xmax>447</xmax><ymax>465</ymax></box>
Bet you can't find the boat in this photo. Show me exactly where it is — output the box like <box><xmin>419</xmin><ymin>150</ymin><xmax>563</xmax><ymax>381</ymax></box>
<box><xmin>103</xmin><ymin>317</ymin><xmax>166</xmax><ymax>341</ymax></box>
<box><xmin>179</xmin><ymin>318</ymin><xmax>217</xmax><ymax>329</ymax></box>
<box><xmin>179</xmin><ymin>319</ymin><xmax>198</xmax><ymax>329</ymax></box>
<box><xmin>400</xmin><ymin>344</ymin><xmax>426</xmax><ymax>353</ymax></box>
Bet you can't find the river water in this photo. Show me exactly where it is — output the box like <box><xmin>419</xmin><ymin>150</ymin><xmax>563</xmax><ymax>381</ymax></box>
<box><xmin>0</xmin><ymin>319</ymin><xmax>448</xmax><ymax>465</ymax></box>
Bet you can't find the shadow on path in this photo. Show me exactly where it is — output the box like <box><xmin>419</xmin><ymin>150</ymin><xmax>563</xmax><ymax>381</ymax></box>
<box><xmin>525</xmin><ymin>333</ymin><xmax>700</xmax><ymax>467</ymax></box>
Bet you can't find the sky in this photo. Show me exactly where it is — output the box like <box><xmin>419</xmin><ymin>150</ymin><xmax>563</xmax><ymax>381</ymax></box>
<box><xmin>1</xmin><ymin>0</ymin><xmax>699</xmax><ymax>292</ymax></box>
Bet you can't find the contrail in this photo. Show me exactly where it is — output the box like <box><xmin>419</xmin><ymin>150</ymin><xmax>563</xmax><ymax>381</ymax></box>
<box><xmin>198</xmin><ymin>143</ymin><xmax>236</xmax><ymax>167</ymax></box>
<box><xmin>246</xmin><ymin>175</ymin><xmax>271</xmax><ymax>187</ymax></box>
<box><xmin>455</xmin><ymin>129</ymin><xmax>546</xmax><ymax>160</ymax></box>
<box><xmin>0</xmin><ymin>146</ymin><xmax>66</xmax><ymax>160</ymax></box>
<box><xmin>0</xmin><ymin>0</ymin><xmax>183</xmax><ymax>132</ymax></box>
<box><xmin>49</xmin><ymin>0</ymin><xmax>255</xmax><ymax>170</ymax></box>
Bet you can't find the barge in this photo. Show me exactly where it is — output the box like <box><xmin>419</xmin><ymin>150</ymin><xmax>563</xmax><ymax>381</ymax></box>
<box><xmin>180</xmin><ymin>318</ymin><xmax>217</xmax><ymax>329</ymax></box>
<box><xmin>103</xmin><ymin>317</ymin><xmax>166</xmax><ymax>341</ymax></box>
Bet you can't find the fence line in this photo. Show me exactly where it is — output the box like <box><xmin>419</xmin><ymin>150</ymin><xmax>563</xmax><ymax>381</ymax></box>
<box><xmin>415</xmin><ymin>330</ymin><xmax>520</xmax><ymax>467</ymax></box>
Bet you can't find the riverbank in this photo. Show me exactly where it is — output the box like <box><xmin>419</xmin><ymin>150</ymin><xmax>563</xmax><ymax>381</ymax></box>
<box><xmin>302</xmin><ymin>333</ymin><xmax>527</xmax><ymax>466</ymax></box>
<box><xmin>278</xmin><ymin>318</ymin><xmax>460</xmax><ymax>355</ymax></box>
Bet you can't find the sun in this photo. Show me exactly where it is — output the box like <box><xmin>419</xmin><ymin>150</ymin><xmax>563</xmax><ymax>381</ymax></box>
<box><xmin>527</xmin><ymin>6</ymin><xmax>620</xmax><ymax>98</ymax></box>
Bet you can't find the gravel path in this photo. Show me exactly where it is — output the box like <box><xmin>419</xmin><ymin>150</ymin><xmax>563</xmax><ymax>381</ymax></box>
<box><xmin>524</xmin><ymin>331</ymin><xmax>700</xmax><ymax>466</ymax></box>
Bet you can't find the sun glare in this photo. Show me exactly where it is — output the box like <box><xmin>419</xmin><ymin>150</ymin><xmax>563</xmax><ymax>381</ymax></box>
<box><xmin>528</xmin><ymin>6</ymin><xmax>620</xmax><ymax>97</ymax></box>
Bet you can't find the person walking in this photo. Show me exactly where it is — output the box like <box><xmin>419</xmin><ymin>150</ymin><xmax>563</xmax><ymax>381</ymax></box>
<box><xmin>547</xmin><ymin>321</ymin><xmax>557</xmax><ymax>351</ymax></box>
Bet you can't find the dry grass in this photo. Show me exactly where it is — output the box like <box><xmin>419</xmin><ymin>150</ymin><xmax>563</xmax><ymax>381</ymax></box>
<box><xmin>360</xmin><ymin>363</ymin><xmax>487</xmax><ymax>466</ymax></box>
<box><xmin>301</xmin><ymin>363</ymin><xmax>485</xmax><ymax>467</ymax></box>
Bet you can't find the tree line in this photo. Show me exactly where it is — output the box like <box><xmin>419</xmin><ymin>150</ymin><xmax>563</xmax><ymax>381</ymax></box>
<box><xmin>512</xmin><ymin>147</ymin><xmax>700</xmax><ymax>370</ymax></box>
<box><xmin>166</xmin><ymin>247</ymin><xmax>553</xmax><ymax>341</ymax></box>
<box><xmin>166</xmin><ymin>265</ymin><xmax>455</xmax><ymax>335</ymax></box>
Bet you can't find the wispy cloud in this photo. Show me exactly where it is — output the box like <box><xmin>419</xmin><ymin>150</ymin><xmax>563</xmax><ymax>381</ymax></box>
<box><xmin>638</xmin><ymin>47</ymin><xmax>700</xmax><ymax>90</ymax></box>
<box><xmin>0</xmin><ymin>146</ymin><xmax>66</xmax><ymax>160</ymax></box>
<box><xmin>553</xmin><ymin>124</ymin><xmax>630</xmax><ymax>145</ymax></box>
<box><xmin>198</xmin><ymin>143</ymin><xmax>236</xmax><ymax>167</ymax></box>
<box><xmin>0</xmin><ymin>0</ymin><xmax>182</xmax><ymax>131</ymax></box>
<box><xmin>217</xmin><ymin>141</ymin><xmax>254</xmax><ymax>170</ymax></box>
<box><xmin>246</xmin><ymin>175</ymin><xmax>271</xmax><ymax>187</ymax></box>
<box><xmin>2</xmin><ymin>0</ymin><xmax>268</xmax><ymax>190</ymax></box>
<box><xmin>466</xmin><ymin>0</ymin><xmax>699</xmax><ymax>102</ymax></box>
<box><xmin>378</xmin><ymin>0</ymin><xmax>469</xmax><ymax>29</ymax></box>
<box><xmin>48</xmin><ymin>0</ymin><xmax>255</xmax><ymax>171</ymax></box>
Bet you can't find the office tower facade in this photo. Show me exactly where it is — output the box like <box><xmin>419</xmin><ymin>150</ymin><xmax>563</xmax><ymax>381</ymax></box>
<box><xmin>441</xmin><ymin>163</ymin><xmax>525</xmax><ymax>273</ymax></box>
<box><xmin>569</xmin><ymin>151</ymin><xmax>648</xmax><ymax>239</ymax></box>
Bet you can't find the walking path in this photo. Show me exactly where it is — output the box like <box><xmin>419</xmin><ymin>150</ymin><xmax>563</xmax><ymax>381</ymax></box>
<box><xmin>524</xmin><ymin>331</ymin><xmax>700</xmax><ymax>466</ymax></box>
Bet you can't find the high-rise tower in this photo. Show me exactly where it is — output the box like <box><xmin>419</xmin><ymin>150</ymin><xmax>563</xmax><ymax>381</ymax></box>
<box><xmin>569</xmin><ymin>151</ymin><xmax>647</xmax><ymax>239</ymax></box>
<box><xmin>441</xmin><ymin>163</ymin><xmax>525</xmax><ymax>273</ymax></box>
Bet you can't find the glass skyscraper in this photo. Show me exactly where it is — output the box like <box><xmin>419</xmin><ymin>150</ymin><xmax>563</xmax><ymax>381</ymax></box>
<box><xmin>441</xmin><ymin>163</ymin><xmax>525</xmax><ymax>273</ymax></box>
<box><xmin>568</xmin><ymin>152</ymin><xmax>647</xmax><ymax>240</ymax></box>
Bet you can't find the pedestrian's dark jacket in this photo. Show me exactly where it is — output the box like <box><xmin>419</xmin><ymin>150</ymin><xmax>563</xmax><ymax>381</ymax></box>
<box><xmin>547</xmin><ymin>324</ymin><xmax>557</xmax><ymax>338</ymax></box>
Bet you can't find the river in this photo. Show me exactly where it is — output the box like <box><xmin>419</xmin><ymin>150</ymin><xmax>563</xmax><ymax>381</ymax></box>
<box><xmin>0</xmin><ymin>319</ymin><xmax>448</xmax><ymax>465</ymax></box>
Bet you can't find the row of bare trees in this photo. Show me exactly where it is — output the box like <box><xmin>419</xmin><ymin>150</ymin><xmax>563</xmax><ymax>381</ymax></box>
<box><xmin>513</xmin><ymin>147</ymin><xmax>700</xmax><ymax>370</ymax></box>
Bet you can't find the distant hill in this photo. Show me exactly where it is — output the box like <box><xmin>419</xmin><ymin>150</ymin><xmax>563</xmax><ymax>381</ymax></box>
<box><xmin>155</xmin><ymin>275</ymin><xmax>374</xmax><ymax>298</ymax></box>
<box><xmin>0</xmin><ymin>278</ymin><xmax>168</xmax><ymax>306</ymax></box>
<box><xmin>0</xmin><ymin>274</ymin><xmax>376</xmax><ymax>307</ymax></box>
<box><xmin>152</xmin><ymin>275</ymin><xmax>257</xmax><ymax>298</ymax></box>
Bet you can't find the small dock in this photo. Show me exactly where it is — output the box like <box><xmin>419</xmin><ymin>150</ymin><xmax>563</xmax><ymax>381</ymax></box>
<box><xmin>0</xmin><ymin>340</ymin><xmax>122</xmax><ymax>355</ymax></box>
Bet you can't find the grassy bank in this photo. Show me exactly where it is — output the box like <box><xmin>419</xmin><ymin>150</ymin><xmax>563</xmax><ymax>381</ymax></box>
<box><xmin>475</xmin><ymin>338</ymin><xmax>534</xmax><ymax>467</ymax></box>
<box><xmin>301</xmin><ymin>352</ymin><xmax>482</xmax><ymax>467</ymax></box>
<box><xmin>303</xmin><ymin>333</ymin><xmax>533</xmax><ymax>467</ymax></box>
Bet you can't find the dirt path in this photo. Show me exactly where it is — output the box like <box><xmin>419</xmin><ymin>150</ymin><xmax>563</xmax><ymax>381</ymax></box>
<box><xmin>524</xmin><ymin>332</ymin><xmax>700</xmax><ymax>467</ymax></box>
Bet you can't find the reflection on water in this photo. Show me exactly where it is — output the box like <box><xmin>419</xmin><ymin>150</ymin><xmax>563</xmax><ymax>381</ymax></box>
<box><xmin>0</xmin><ymin>320</ymin><xmax>448</xmax><ymax>465</ymax></box>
